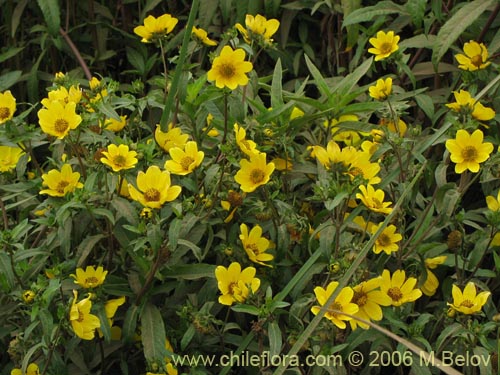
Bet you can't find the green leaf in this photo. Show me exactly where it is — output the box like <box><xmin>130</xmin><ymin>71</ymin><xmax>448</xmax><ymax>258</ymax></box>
<box><xmin>164</xmin><ymin>264</ymin><xmax>216</xmax><ymax>280</ymax></box>
<box><xmin>415</xmin><ymin>94</ymin><xmax>435</xmax><ymax>121</ymax></box>
<box><xmin>337</xmin><ymin>57</ymin><xmax>373</xmax><ymax>98</ymax></box>
<box><xmin>122</xmin><ymin>304</ymin><xmax>140</xmax><ymax>343</ymax></box>
<box><xmin>36</xmin><ymin>0</ymin><xmax>61</xmax><ymax>36</ymax></box>
<box><xmin>230</xmin><ymin>304</ymin><xmax>261</xmax><ymax>316</ymax></box>
<box><xmin>141</xmin><ymin>303</ymin><xmax>167</xmax><ymax>363</ymax></box>
<box><xmin>0</xmin><ymin>70</ymin><xmax>22</xmax><ymax>91</ymax></box>
<box><xmin>432</xmin><ymin>0</ymin><xmax>494</xmax><ymax>69</ymax></box>
<box><xmin>95</xmin><ymin>304</ymin><xmax>111</xmax><ymax>342</ymax></box>
<box><xmin>342</xmin><ymin>1</ymin><xmax>407</xmax><ymax>27</ymax></box>
<box><xmin>0</xmin><ymin>47</ymin><xmax>25</xmax><ymax>64</ymax></box>
<box><xmin>11</xmin><ymin>0</ymin><xmax>29</xmax><ymax>37</ymax></box>
<box><xmin>304</xmin><ymin>54</ymin><xmax>331</xmax><ymax>98</ymax></box>
<box><xmin>271</xmin><ymin>58</ymin><xmax>284</xmax><ymax>108</ymax></box>
<box><xmin>110</xmin><ymin>197</ymin><xmax>138</xmax><ymax>225</ymax></box>
<box><xmin>76</xmin><ymin>234</ymin><xmax>105</xmax><ymax>268</ymax></box>
<box><xmin>268</xmin><ymin>321</ymin><xmax>282</xmax><ymax>357</ymax></box>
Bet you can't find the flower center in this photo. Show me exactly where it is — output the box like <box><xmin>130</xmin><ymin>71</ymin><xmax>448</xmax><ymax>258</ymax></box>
<box><xmin>372</xmin><ymin>197</ymin><xmax>383</xmax><ymax>209</ymax></box>
<box><xmin>250</xmin><ymin>169</ymin><xmax>265</xmax><ymax>184</ymax></box>
<box><xmin>56</xmin><ymin>180</ymin><xmax>70</xmax><ymax>194</ymax></box>
<box><xmin>349</xmin><ymin>166</ymin><xmax>363</xmax><ymax>178</ymax></box>
<box><xmin>377</xmin><ymin>233</ymin><xmax>392</xmax><ymax>247</ymax></box>
<box><xmin>219</xmin><ymin>63</ymin><xmax>235</xmax><ymax>78</ymax></box>
<box><xmin>387</xmin><ymin>287</ymin><xmax>403</xmax><ymax>302</ymax></box>
<box><xmin>471</xmin><ymin>55</ymin><xmax>484</xmax><ymax>68</ymax></box>
<box><xmin>85</xmin><ymin>276</ymin><xmax>99</xmax><ymax>287</ymax></box>
<box><xmin>461</xmin><ymin>146</ymin><xmax>478</xmax><ymax>162</ymax></box>
<box><xmin>379</xmin><ymin>42</ymin><xmax>393</xmax><ymax>54</ymax></box>
<box><xmin>246</xmin><ymin>243</ymin><xmax>259</xmax><ymax>255</ymax></box>
<box><xmin>54</xmin><ymin>119</ymin><xmax>69</xmax><ymax>133</ymax></box>
<box><xmin>460</xmin><ymin>299</ymin><xmax>474</xmax><ymax>308</ymax></box>
<box><xmin>0</xmin><ymin>107</ymin><xmax>10</xmax><ymax>120</ymax></box>
<box><xmin>228</xmin><ymin>281</ymin><xmax>238</xmax><ymax>295</ymax></box>
<box><xmin>144</xmin><ymin>188</ymin><xmax>161</xmax><ymax>202</ymax></box>
<box><xmin>352</xmin><ymin>291</ymin><xmax>368</xmax><ymax>307</ymax></box>
<box><xmin>113</xmin><ymin>155</ymin><xmax>127</xmax><ymax>167</ymax></box>
<box><xmin>180</xmin><ymin>156</ymin><xmax>195</xmax><ymax>171</ymax></box>
<box><xmin>329</xmin><ymin>301</ymin><xmax>343</xmax><ymax>314</ymax></box>
<box><xmin>77</xmin><ymin>311</ymin><xmax>85</xmax><ymax>322</ymax></box>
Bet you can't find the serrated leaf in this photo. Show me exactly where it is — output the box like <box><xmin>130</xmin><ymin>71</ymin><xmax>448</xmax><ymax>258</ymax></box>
<box><xmin>343</xmin><ymin>1</ymin><xmax>407</xmax><ymax>27</ymax></box>
<box><xmin>141</xmin><ymin>303</ymin><xmax>167</xmax><ymax>363</ymax></box>
<box><xmin>36</xmin><ymin>0</ymin><xmax>61</xmax><ymax>36</ymax></box>
<box><xmin>122</xmin><ymin>304</ymin><xmax>140</xmax><ymax>343</ymax></box>
<box><xmin>271</xmin><ymin>58</ymin><xmax>284</xmax><ymax>108</ymax></box>
<box><xmin>76</xmin><ymin>234</ymin><xmax>105</xmax><ymax>267</ymax></box>
<box><xmin>110</xmin><ymin>196</ymin><xmax>138</xmax><ymax>225</ymax></box>
<box><xmin>432</xmin><ymin>0</ymin><xmax>494</xmax><ymax>69</ymax></box>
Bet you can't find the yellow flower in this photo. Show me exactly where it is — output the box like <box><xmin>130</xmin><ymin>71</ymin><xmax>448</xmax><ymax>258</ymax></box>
<box><xmin>101</xmin><ymin>115</ymin><xmax>127</xmax><ymax>132</ymax></box>
<box><xmin>207</xmin><ymin>46</ymin><xmax>253</xmax><ymax>90</ymax></box>
<box><xmin>371</xmin><ymin>223</ymin><xmax>402</xmax><ymax>255</ymax></box>
<box><xmin>133</xmin><ymin>14</ymin><xmax>178</xmax><ymax>43</ymax></box>
<box><xmin>234</xmin><ymin>123</ymin><xmax>259</xmax><ymax>156</ymax></box>
<box><xmin>41</xmin><ymin>85</ymin><xmax>82</xmax><ymax>107</ymax></box>
<box><xmin>369</xmin><ymin>77</ymin><xmax>392</xmax><ymax>100</ymax></box>
<box><xmin>271</xmin><ymin>157</ymin><xmax>293</xmax><ymax>171</ymax></box>
<box><xmin>11</xmin><ymin>363</ymin><xmax>39</xmax><ymax>375</ymax></box>
<box><xmin>486</xmin><ymin>191</ymin><xmax>500</xmax><ymax>212</ymax></box>
<box><xmin>0</xmin><ymin>146</ymin><xmax>25</xmax><ymax>172</ymax></box>
<box><xmin>128</xmin><ymin>166</ymin><xmax>181</xmax><ymax>209</ymax></box>
<box><xmin>234</xmin><ymin>152</ymin><xmax>275</xmax><ymax>193</ymax></box>
<box><xmin>155</xmin><ymin>124</ymin><xmax>189</xmax><ymax>153</ymax></box>
<box><xmin>100</xmin><ymin>144</ymin><xmax>138</xmax><ymax>172</ymax></box>
<box><xmin>104</xmin><ymin>296</ymin><xmax>126</xmax><ymax>325</ymax></box>
<box><xmin>447</xmin><ymin>282</ymin><xmax>490</xmax><ymax>315</ymax></box>
<box><xmin>221</xmin><ymin>190</ymin><xmax>244</xmax><ymax>223</ymax></box>
<box><xmin>214</xmin><ymin>262</ymin><xmax>260</xmax><ymax>306</ymax></box>
<box><xmin>350</xmin><ymin>277</ymin><xmax>392</xmax><ymax>330</ymax></box>
<box><xmin>0</xmin><ymin>90</ymin><xmax>16</xmax><ymax>124</ymax></box>
<box><xmin>235</xmin><ymin>14</ymin><xmax>280</xmax><ymax>45</ymax></box>
<box><xmin>345</xmin><ymin>151</ymin><xmax>381</xmax><ymax>185</ymax></box>
<box><xmin>445</xmin><ymin>129</ymin><xmax>493</xmax><ymax>174</ymax></box>
<box><xmin>421</xmin><ymin>269</ymin><xmax>439</xmax><ymax>297</ymax></box>
<box><xmin>69</xmin><ymin>290</ymin><xmax>101</xmax><ymax>340</ymax></box>
<box><xmin>239</xmin><ymin>223</ymin><xmax>274</xmax><ymax>267</ymax></box>
<box><xmin>22</xmin><ymin>290</ymin><xmax>36</xmax><ymax>303</ymax></box>
<box><xmin>290</xmin><ymin>106</ymin><xmax>305</xmax><ymax>120</ymax></box>
<box><xmin>71</xmin><ymin>265</ymin><xmax>108</xmax><ymax>288</ymax></box>
<box><xmin>192</xmin><ymin>26</ymin><xmax>217</xmax><ymax>46</ymax></box>
<box><xmin>455</xmin><ymin>41</ymin><xmax>491</xmax><ymax>71</ymax></box>
<box><xmin>311</xmin><ymin>281</ymin><xmax>359</xmax><ymax>329</ymax></box>
<box><xmin>39</xmin><ymin>164</ymin><xmax>83</xmax><ymax>197</ymax></box>
<box><xmin>356</xmin><ymin>184</ymin><xmax>393</xmax><ymax>214</ymax></box>
<box><xmin>38</xmin><ymin>100</ymin><xmax>82</xmax><ymax>139</ymax></box>
<box><xmin>327</xmin><ymin>115</ymin><xmax>362</xmax><ymax>146</ymax></box>
<box><xmin>446</xmin><ymin>90</ymin><xmax>495</xmax><ymax>121</ymax></box>
<box><xmin>380</xmin><ymin>269</ymin><xmax>422</xmax><ymax>307</ymax></box>
<box><xmin>424</xmin><ymin>255</ymin><xmax>447</xmax><ymax>269</ymax></box>
<box><xmin>379</xmin><ymin>117</ymin><xmax>407</xmax><ymax>136</ymax></box>
<box><xmin>368</xmin><ymin>30</ymin><xmax>400</xmax><ymax>61</ymax></box>
<box><xmin>164</xmin><ymin>141</ymin><xmax>204</xmax><ymax>175</ymax></box>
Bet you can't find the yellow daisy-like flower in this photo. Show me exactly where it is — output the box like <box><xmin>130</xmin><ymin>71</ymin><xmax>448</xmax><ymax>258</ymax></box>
<box><xmin>356</xmin><ymin>184</ymin><xmax>393</xmax><ymax>215</ymax></box>
<box><xmin>164</xmin><ymin>141</ymin><xmax>204</xmax><ymax>175</ymax></box>
<box><xmin>368</xmin><ymin>30</ymin><xmax>400</xmax><ymax>61</ymax></box>
<box><xmin>128</xmin><ymin>166</ymin><xmax>181</xmax><ymax>209</ymax></box>
<box><xmin>445</xmin><ymin>129</ymin><xmax>493</xmax><ymax>174</ymax></box>
<box><xmin>100</xmin><ymin>144</ymin><xmax>138</xmax><ymax>172</ymax></box>
<box><xmin>369</xmin><ymin>77</ymin><xmax>392</xmax><ymax>100</ymax></box>
<box><xmin>100</xmin><ymin>115</ymin><xmax>127</xmax><ymax>132</ymax></box>
<box><xmin>421</xmin><ymin>268</ymin><xmax>439</xmax><ymax>297</ymax></box>
<box><xmin>380</xmin><ymin>269</ymin><xmax>422</xmax><ymax>307</ymax></box>
<box><xmin>234</xmin><ymin>152</ymin><xmax>275</xmax><ymax>193</ymax></box>
<box><xmin>425</xmin><ymin>255</ymin><xmax>447</xmax><ymax>269</ymax></box>
<box><xmin>271</xmin><ymin>157</ymin><xmax>293</xmax><ymax>171</ymax></box>
<box><xmin>350</xmin><ymin>277</ymin><xmax>392</xmax><ymax>330</ymax></box>
<box><xmin>371</xmin><ymin>223</ymin><xmax>402</xmax><ymax>255</ymax></box>
<box><xmin>455</xmin><ymin>41</ymin><xmax>491</xmax><ymax>71</ymax></box>
<box><xmin>345</xmin><ymin>151</ymin><xmax>381</xmax><ymax>185</ymax></box>
<box><xmin>155</xmin><ymin>124</ymin><xmax>189</xmax><ymax>153</ymax></box>
<box><xmin>0</xmin><ymin>145</ymin><xmax>25</xmax><ymax>172</ymax></box>
<box><xmin>234</xmin><ymin>123</ymin><xmax>259</xmax><ymax>156</ymax></box>
<box><xmin>0</xmin><ymin>90</ymin><xmax>16</xmax><ymax>125</ymax></box>
<box><xmin>379</xmin><ymin>117</ymin><xmax>407</xmax><ymax>136</ymax></box>
<box><xmin>39</xmin><ymin>164</ymin><xmax>84</xmax><ymax>197</ymax></box>
<box><xmin>447</xmin><ymin>282</ymin><xmax>491</xmax><ymax>315</ymax></box>
<box><xmin>69</xmin><ymin>290</ymin><xmax>101</xmax><ymax>340</ymax></box>
<box><xmin>290</xmin><ymin>106</ymin><xmax>305</xmax><ymax>120</ymax></box>
<box><xmin>446</xmin><ymin>90</ymin><xmax>495</xmax><ymax>121</ymax></box>
<box><xmin>311</xmin><ymin>281</ymin><xmax>359</xmax><ymax>329</ymax></box>
<box><xmin>192</xmin><ymin>26</ymin><xmax>217</xmax><ymax>46</ymax></box>
<box><xmin>235</xmin><ymin>14</ymin><xmax>280</xmax><ymax>45</ymax></box>
<box><xmin>326</xmin><ymin>115</ymin><xmax>362</xmax><ymax>146</ymax></box>
<box><xmin>133</xmin><ymin>14</ymin><xmax>178</xmax><ymax>43</ymax></box>
<box><xmin>214</xmin><ymin>262</ymin><xmax>260</xmax><ymax>306</ymax></box>
<box><xmin>207</xmin><ymin>46</ymin><xmax>253</xmax><ymax>90</ymax></box>
<box><xmin>22</xmin><ymin>290</ymin><xmax>36</xmax><ymax>303</ymax></box>
<box><xmin>71</xmin><ymin>265</ymin><xmax>108</xmax><ymax>288</ymax></box>
<box><xmin>38</xmin><ymin>100</ymin><xmax>82</xmax><ymax>139</ymax></box>
<box><xmin>486</xmin><ymin>191</ymin><xmax>500</xmax><ymax>212</ymax></box>
<box><xmin>41</xmin><ymin>85</ymin><xmax>82</xmax><ymax>107</ymax></box>
<box><xmin>10</xmin><ymin>363</ymin><xmax>39</xmax><ymax>375</ymax></box>
<box><xmin>239</xmin><ymin>223</ymin><xmax>274</xmax><ymax>267</ymax></box>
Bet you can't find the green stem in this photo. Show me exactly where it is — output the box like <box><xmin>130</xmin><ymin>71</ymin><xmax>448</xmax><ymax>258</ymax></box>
<box><xmin>159</xmin><ymin>0</ymin><xmax>200</xmax><ymax>131</ymax></box>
